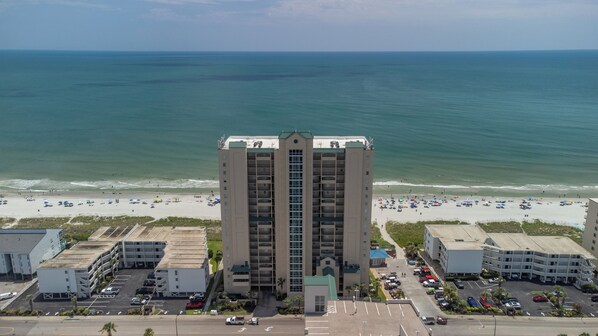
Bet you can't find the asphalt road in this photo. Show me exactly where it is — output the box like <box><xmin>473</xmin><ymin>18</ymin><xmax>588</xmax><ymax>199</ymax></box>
<box><xmin>430</xmin><ymin>316</ymin><xmax>598</xmax><ymax>336</ymax></box>
<box><xmin>0</xmin><ymin>316</ymin><xmax>306</xmax><ymax>336</ymax></box>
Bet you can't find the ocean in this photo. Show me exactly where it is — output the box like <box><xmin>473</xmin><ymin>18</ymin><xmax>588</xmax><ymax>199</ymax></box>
<box><xmin>1</xmin><ymin>50</ymin><xmax>597</xmax><ymax>196</ymax></box>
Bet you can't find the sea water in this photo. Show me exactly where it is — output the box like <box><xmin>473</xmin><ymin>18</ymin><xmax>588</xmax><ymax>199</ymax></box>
<box><xmin>1</xmin><ymin>50</ymin><xmax>597</xmax><ymax>196</ymax></box>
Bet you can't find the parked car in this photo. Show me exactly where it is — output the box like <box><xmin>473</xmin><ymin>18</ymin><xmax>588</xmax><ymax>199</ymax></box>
<box><xmin>423</xmin><ymin>280</ymin><xmax>436</xmax><ymax>287</ymax></box>
<box><xmin>467</xmin><ymin>297</ymin><xmax>479</xmax><ymax>308</ymax></box>
<box><xmin>420</xmin><ymin>316</ymin><xmax>435</xmax><ymax>325</ymax></box>
<box><xmin>186</xmin><ymin>301</ymin><xmax>204</xmax><ymax>310</ymax></box>
<box><xmin>591</xmin><ymin>296</ymin><xmax>598</xmax><ymax>302</ymax></box>
<box><xmin>130</xmin><ymin>297</ymin><xmax>147</xmax><ymax>305</ymax></box>
<box><xmin>437</xmin><ymin>299</ymin><xmax>449</xmax><ymax>308</ymax></box>
<box><xmin>502</xmin><ymin>298</ymin><xmax>521</xmax><ymax>310</ymax></box>
<box><xmin>532</xmin><ymin>295</ymin><xmax>548</xmax><ymax>302</ymax></box>
<box><xmin>135</xmin><ymin>287</ymin><xmax>154</xmax><ymax>295</ymax></box>
<box><xmin>101</xmin><ymin>287</ymin><xmax>120</xmax><ymax>295</ymax></box>
<box><xmin>407</xmin><ymin>260</ymin><xmax>416</xmax><ymax>265</ymax></box>
<box><xmin>143</xmin><ymin>279</ymin><xmax>156</xmax><ymax>287</ymax></box>
<box><xmin>246</xmin><ymin>317</ymin><xmax>259</xmax><ymax>325</ymax></box>
<box><xmin>453</xmin><ymin>279</ymin><xmax>464</xmax><ymax>289</ymax></box>
<box><xmin>479</xmin><ymin>295</ymin><xmax>492</xmax><ymax>308</ymax></box>
<box><xmin>147</xmin><ymin>272</ymin><xmax>156</xmax><ymax>279</ymax></box>
<box><xmin>0</xmin><ymin>292</ymin><xmax>17</xmax><ymax>301</ymax></box>
<box><xmin>189</xmin><ymin>293</ymin><xmax>206</xmax><ymax>302</ymax></box>
<box><xmin>436</xmin><ymin>316</ymin><xmax>448</xmax><ymax>325</ymax></box>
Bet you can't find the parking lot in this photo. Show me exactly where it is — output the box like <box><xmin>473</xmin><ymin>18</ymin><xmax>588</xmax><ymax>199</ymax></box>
<box><xmin>306</xmin><ymin>301</ymin><xmax>433</xmax><ymax>336</ymax></box>
<box><xmin>456</xmin><ymin>278</ymin><xmax>598</xmax><ymax>317</ymax></box>
<box><xmin>7</xmin><ymin>269</ymin><xmax>190</xmax><ymax>315</ymax></box>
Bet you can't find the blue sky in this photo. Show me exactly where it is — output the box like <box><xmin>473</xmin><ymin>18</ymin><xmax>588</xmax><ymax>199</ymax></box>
<box><xmin>0</xmin><ymin>0</ymin><xmax>597</xmax><ymax>51</ymax></box>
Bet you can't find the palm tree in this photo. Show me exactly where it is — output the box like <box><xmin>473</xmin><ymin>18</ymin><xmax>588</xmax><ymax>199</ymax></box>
<box><xmin>99</xmin><ymin>322</ymin><xmax>117</xmax><ymax>336</ymax></box>
<box><xmin>26</xmin><ymin>294</ymin><xmax>33</xmax><ymax>312</ymax></box>
<box><xmin>404</xmin><ymin>243</ymin><xmax>419</xmax><ymax>259</ymax></box>
<box><xmin>71</xmin><ymin>295</ymin><xmax>78</xmax><ymax>311</ymax></box>
<box><xmin>276</xmin><ymin>277</ymin><xmax>286</xmax><ymax>292</ymax></box>
<box><xmin>554</xmin><ymin>285</ymin><xmax>567</xmax><ymax>317</ymax></box>
<box><xmin>143</xmin><ymin>328</ymin><xmax>154</xmax><ymax>336</ymax></box>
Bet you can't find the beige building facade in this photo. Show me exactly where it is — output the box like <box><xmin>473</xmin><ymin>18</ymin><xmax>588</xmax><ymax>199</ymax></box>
<box><xmin>582</xmin><ymin>198</ymin><xmax>598</xmax><ymax>266</ymax></box>
<box><xmin>218</xmin><ymin>131</ymin><xmax>374</xmax><ymax>295</ymax></box>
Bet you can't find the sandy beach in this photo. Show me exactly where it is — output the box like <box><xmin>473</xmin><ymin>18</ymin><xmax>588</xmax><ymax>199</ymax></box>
<box><xmin>0</xmin><ymin>191</ymin><xmax>590</xmax><ymax>228</ymax></box>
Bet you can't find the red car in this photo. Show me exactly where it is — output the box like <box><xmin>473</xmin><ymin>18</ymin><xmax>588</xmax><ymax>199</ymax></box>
<box><xmin>479</xmin><ymin>295</ymin><xmax>491</xmax><ymax>308</ymax></box>
<box><xmin>186</xmin><ymin>301</ymin><xmax>204</xmax><ymax>309</ymax></box>
<box><xmin>532</xmin><ymin>295</ymin><xmax>548</xmax><ymax>302</ymax></box>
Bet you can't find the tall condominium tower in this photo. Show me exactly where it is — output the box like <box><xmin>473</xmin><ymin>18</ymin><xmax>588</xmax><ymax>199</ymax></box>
<box><xmin>218</xmin><ymin>131</ymin><xmax>374</xmax><ymax>295</ymax></box>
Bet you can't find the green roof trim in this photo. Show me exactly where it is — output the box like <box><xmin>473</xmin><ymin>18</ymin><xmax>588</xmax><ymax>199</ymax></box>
<box><xmin>304</xmin><ymin>275</ymin><xmax>338</xmax><ymax>300</ymax></box>
<box><xmin>279</xmin><ymin>131</ymin><xmax>313</xmax><ymax>139</ymax></box>
<box><xmin>345</xmin><ymin>141</ymin><xmax>365</xmax><ymax>149</ymax></box>
<box><xmin>228</xmin><ymin>141</ymin><xmax>247</xmax><ymax>149</ymax></box>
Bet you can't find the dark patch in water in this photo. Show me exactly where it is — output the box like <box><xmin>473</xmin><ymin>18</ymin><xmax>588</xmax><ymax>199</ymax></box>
<box><xmin>76</xmin><ymin>82</ymin><xmax>130</xmax><ymax>87</ymax></box>
<box><xmin>0</xmin><ymin>91</ymin><xmax>37</xmax><ymax>98</ymax></box>
<box><xmin>139</xmin><ymin>73</ymin><xmax>313</xmax><ymax>85</ymax></box>
<box><xmin>116</xmin><ymin>63</ymin><xmax>208</xmax><ymax>67</ymax></box>
<box><xmin>206</xmin><ymin>73</ymin><xmax>312</xmax><ymax>81</ymax></box>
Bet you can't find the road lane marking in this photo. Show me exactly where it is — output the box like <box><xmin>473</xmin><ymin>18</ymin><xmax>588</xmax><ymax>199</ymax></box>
<box><xmin>237</xmin><ymin>327</ymin><xmax>246</xmax><ymax>332</ymax></box>
<box><xmin>265</xmin><ymin>326</ymin><xmax>273</xmax><ymax>332</ymax></box>
<box><xmin>0</xmin><ymin>327</ymin><xmax>15</xmax><ymax>336</ymax></box>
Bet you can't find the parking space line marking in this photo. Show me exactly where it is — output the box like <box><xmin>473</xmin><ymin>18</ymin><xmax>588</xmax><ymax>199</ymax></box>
<box><xmin>401</xmin><ymin>310</ymin><xmax>404</xmax><ymax>318</ymax></box>
<box><xmin>364</xmin><ymin>302</ymin><xmax>368</xmax><ymax>315</ymax></box>
<box><xmin>386</xmin><ymin>304</ymin><xmax>391</xmax><ymax>316</ymax></box>
<box><xmin>399</xmin><ymin>304</ymin><xmax>403</xmax><ymax>311</ymax></box>
<box><xmin>375</xmin><ymin>303</ymin><xmax>380</xmax><ymax>316</ymax></box>
<box><xmin>343</xmin><ymin>301</ymin><xmax>346</xmax><ymax>314</ymax></box>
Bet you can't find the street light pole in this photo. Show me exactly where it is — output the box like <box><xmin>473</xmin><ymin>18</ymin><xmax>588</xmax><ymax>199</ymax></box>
<box><xmin>493</xmin><ymin>312</ymin><xmax>497</xmax><ymax>336</ymax></box>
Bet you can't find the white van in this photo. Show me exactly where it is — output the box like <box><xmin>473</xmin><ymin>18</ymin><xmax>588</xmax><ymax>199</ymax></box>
<box><xmin>0</xmin><ymin>292</ymin><xmax>17</xmax><ymax>301</ymax></box>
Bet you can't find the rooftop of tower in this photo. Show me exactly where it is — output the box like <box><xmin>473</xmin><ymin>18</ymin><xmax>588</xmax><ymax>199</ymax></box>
<box><xmin>219</xmin><ymin>132</ymin><xmax>372</xmax><ymax>150</ymax></box>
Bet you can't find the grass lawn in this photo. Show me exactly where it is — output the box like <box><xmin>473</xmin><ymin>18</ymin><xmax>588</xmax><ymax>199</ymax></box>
<box><xmin>208</xmin><ymin>240</ymin><xmax>223</xmax><ymax>271</ymax></box>
<box><xmin>0</xmin><ymin>217</ymin><xmax>16</xmax><ymax>226</ymax></box>
<box><xmin>522</xmin><ymin>220</ymin><xmax>583</xmax><ymax>244</ymax></box>
<box><xmin>13</xmin><ymin>215</ymin><xmax>223</xmax><ymax>243</ymax></box>
<box><xmin>370</xmin><ymin>224</ymin><xmax>393</xmax><ymax>249</ymax></box>
<box><xmin>385</xmin><ymin>220</ymin><xmax>467</xmax><ymax>247</ymax></box>
<box><xmin>222</xmin><ymin>309</ymin><xmax>249</xmax><ymax>315</ymax></box>
<box><xmin>185</xmin><ymin>309</ymin><xmax>204</xmax><ymax>315</ymax></box>
<box><xmin>478</xmin><ymin>221</ymin><xmax>523</xmax><ymax>233</ymax></box>
<box><xmin>479</xmin><ymin>220</ymin><xmax>583</xmax><ymax>244</ymax></box>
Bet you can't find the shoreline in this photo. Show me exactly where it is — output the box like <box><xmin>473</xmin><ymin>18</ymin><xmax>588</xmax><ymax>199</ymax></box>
<box><xmin>0</xmin><ymin>190</ymin><xmax>591</xmax><ymax>228</ymax></box>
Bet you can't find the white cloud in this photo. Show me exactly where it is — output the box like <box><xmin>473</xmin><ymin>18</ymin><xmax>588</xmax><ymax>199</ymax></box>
<box><xmin>266</xmin><ymin>0</ymin><xmax>598</xmax><ymax>22</ymax></box>
<box><xmin>142</xmin><ymin>7</ymin><xmax>190</xmax><ymax>21</ymax></box>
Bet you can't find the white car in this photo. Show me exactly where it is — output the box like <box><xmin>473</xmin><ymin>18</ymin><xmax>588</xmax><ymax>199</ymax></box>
<box><xmin>101</xmin><ymin>287</ymin><xmax>120</xmax><ymax>295</ymax></box>
<box><xmin>0</xmin><ymin>292</ymin><xmax>17</xmax><ymax>301</ymax></box>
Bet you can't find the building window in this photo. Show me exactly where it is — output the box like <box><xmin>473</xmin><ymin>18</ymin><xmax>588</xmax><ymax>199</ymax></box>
<box><xmin>315</xmin><ymin>295</ymin><xmax>326</xmax><ymax>312</ymax></box>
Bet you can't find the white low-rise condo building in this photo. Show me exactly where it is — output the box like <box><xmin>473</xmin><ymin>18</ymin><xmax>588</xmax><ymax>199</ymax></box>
<box><xmin>37</xmin><ymin>241</ymin><xmax>119</xmax><ymax>299</ymax></box>
<box><xmin>424</xmin><ymin>224</ymin><xmax>595</xmax><ymax>287</ymax></box>
<box><xmin>38</xmin><ymin>225</ymin><xmax>208</xmax><ymax>299</ymax></box>
<box><xmin>0</xmin><ymin>229</ymin><xmax>65</xmax><ymax>280</ymax></box>
<box><xmin>483</xmin><ymin>233</ymin><xmax>595</xmax><ymax>287</ymax></box>
<box><xmin>423</xmin><ymin>225</ymin><xmax>487</xmax><ymax>276</ymax></box>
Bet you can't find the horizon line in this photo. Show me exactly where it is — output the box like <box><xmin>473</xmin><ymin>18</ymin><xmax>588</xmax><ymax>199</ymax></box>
<box><xmin>1</xmin><ymin>48</ymin><xmax>598</xmax><ymax>54</ymax></box>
